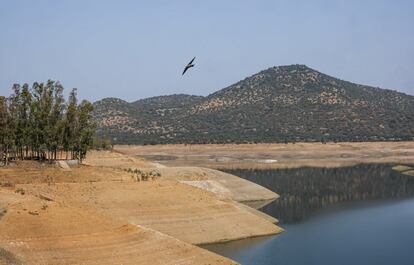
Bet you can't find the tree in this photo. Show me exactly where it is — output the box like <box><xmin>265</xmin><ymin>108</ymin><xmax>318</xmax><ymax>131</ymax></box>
<box><xmin>76</xmin><ymin>100</ymin><xmax>95</xmax><ymax>162</ymax></box>
<box><xmin>9</xmin><ymin>84</ymin><xmax>21</xmax><ymax>159</ymax></box>
<box><xmin>46</xmin><ymin>81</ymin><xmax>65</xmax><ymax>161</ymax></box>
<box><xmin>63</xmin><ymin>88</ymin><xmax>78</xmax><ymax>159</ymax></box>
<box><xmin>0</xmin><ymin>96</ymin><xmax>15</xmax><ymax>165</ymax></box>
<box><xmin>20</xmin><ymin>83</ymin><xmax>32</xmax><ymax>159</ymax></box>
<box><xmin>0</xmin><ymin>96</ymin><xmax>8</xmax><ymax>165</ymax></box>
<box><xmin>1</xmin><ymin>81</ymin><xmax>95</xmax><ymax>164</ymax></box>
<box><xmin>30</xmin><ymin>82</ymin><xmax>45</xmax><ymax>159</ymax></box>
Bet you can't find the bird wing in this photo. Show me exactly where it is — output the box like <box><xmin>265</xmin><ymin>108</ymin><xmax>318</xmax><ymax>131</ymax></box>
<box><xmin>182</xmin><ymin>57</ymin><xmax>196</xmax><ymax>75</ymax></box>
<box><xmin>188</xmin><ymin>57</ymin><xmax>196</xmax><ymax>65</ymax></box>
<box><xmin>182</xmin><ymin>66</ymin><xmax>189</xmax><ymax>75</ymax></box>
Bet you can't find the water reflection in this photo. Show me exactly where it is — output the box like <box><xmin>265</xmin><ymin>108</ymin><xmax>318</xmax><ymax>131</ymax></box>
<box><xmin>224</xmin><ymin>164</ymin><xmax>414</xmax><ymax>224</ymax></box>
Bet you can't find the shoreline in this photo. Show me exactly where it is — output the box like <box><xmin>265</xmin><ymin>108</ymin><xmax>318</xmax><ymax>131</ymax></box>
<box><xmin>4</xmin><ymin>142</ymin><xmax>413</xmax><ymax>264</ymax></box>
<box><xmin>115</xmin><ymin>141</ymin><xmax>414</xmax><ymax>170</ymax></box>
<box><xmin>1</xmin><ymin>150</ymin><xmax>285</xmax><ymax>264</ymax></box>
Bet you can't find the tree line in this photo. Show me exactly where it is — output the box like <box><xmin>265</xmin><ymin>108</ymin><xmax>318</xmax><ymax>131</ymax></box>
<box><xmin>0</xmin><ymin>80</ymin><xmax>95</xmax><ymax>165</ymax></box>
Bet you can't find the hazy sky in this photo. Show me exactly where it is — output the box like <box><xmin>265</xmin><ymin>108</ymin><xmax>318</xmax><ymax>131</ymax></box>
<box><xmin>1</xmin><ymin>0</ymin><xmax>413</xmax><ymax>101</ymax></box>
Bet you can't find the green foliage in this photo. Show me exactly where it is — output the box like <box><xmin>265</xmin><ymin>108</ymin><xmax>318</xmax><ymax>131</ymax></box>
<box><xmin>124</xmin><ymin>168</ymin><xmax>161</xmax><ymax>182</ymax></box>
<box><xmin>92</xmin><ymin>137</ymin><xmax>113</xmax><ymax>150</ymax></box>
<box><xmin>76</xmin><ymin>100</ymin><xmax>96</xmax><ymax>162</ymax></box>
<box><xmin>0</xmin><ymin>81</ymin><xmax>95</xmax><ymax>165</ymax></box>
<box><xmin>93</xmin><ymin>65</ymin><xmax>414</xmax><ymax>144</ymax></box>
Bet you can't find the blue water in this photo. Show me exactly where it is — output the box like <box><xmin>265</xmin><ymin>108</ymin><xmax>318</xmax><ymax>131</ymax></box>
<box><xmin>204</xmin><ymin>164</ymin><xmax>414</xmax><ymax>265</ymax></box>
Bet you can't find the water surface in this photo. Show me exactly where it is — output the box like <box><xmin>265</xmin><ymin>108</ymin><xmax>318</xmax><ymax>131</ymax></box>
<box><xmin>204</xmin><ymin>164</ymin><xmax>414</xmax><ymax>265</ymax></box>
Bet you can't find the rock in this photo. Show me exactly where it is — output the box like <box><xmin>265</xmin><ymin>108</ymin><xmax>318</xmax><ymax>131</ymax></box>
<box><xmin>0</xmin><ymin>208</ymin><xmax>6</xmax><ymax>219</ymax></box>
<box><xmin>38</xmin><ymin>194</ymin><xmax>54</xmax><ymax>201</ymax></box>
<box><xmin>403</xmin><ymin>170</ymin><xmax>414</xmax><ymax>177</ymax></box>
<box><xmin>56</xmin><ymin>161</ymin><xmax>72</xmax><ymax>171</ymax></box>
<box><xmin>392</xmin><ymin>165</ymin><xmax>413</xmax><ymax>172</ymax></box>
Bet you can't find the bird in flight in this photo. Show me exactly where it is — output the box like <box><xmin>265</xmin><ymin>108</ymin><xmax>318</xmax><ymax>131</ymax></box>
<box><xmin>182</xmin><ymin>57</ymin><xmax>195</xmax><ymax>75</ymax></box>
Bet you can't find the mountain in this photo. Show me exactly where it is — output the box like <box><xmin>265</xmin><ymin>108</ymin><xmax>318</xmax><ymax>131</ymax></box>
<box><xmin>93</xmin><ymin>65</ymin><xmax>414</xmax><ymax>144</ymax></box>
<box><xmin>93</xmin><ymin>94</ymin><xmax>204</xmax><ymax>143</ymax></box>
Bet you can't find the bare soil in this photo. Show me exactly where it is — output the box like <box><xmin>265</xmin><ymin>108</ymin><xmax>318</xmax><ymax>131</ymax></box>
<box><xmin>0</xmin><ymin>151</ymin><xmax>284</xmax><ymax>264</ymax></box>
<box><xmin>115</xmin><ymin>141</ymin><xmax>414</xmax><ymax>169</ymax></box>
<box><xmin>20</xmin><ymin>180</ymin><xmax>282</xmax><ymax>245</ymax></box>
<box><xmin>0</xmin><ymin>190</ymin><xmax>236</xmax><ymax>265</ymax></box>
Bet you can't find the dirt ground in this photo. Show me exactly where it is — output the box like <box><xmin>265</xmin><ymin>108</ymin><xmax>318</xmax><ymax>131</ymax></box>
<box><xmin>115</xmin><ymin>141</ymin><xmax>414</xmax><ymax>169</ymax></box>
<box><xmin>154</xmin><ymin>166</ymin><xmax>279</xmax><ymax>202</ymax></box>
<box><xmin>2</xmin><ymin>142</ymin><xmax>411</xmax><ymax>264</ymax></box>
<box><xmin>0</xmin><ymin>189</ymin><xmax>237</xmax><ymax>265</ymax></box>
<box><xmin>0</xmin><ymin>151</ymin><xmax>283</xmax><ymax>264</ymax></box>
<box><xmin>21</xmin><ymin>180</ymin><xmax>281</xmax><ymax>245</ymax></box>
<box><xmin>4</xmin><ymin>142</ymin><xmax>412</xmax><ymax>264</ymax></box>
<box><xmin>83</xmin><ymin>150</ymin><xmax>165</xmax><ymax>168</ymax></box>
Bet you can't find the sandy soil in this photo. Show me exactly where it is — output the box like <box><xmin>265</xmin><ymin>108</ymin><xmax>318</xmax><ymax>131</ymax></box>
<box><xmin>115</xmin><ymin>141</ymin><xmax>414</xmax><ymax>169</ymax></box>
<box><xmin>0</xmin><ymin>190</ymin><xmax>236</xmax><ymax>265</ymax></box>
<box><xmin>392</xmin><ymin>165</ymin><xmax>414</xmax><ymax>176</ymax></box>
<box><xmin>6</xmin><ymin>142</ymin><xmax>410</xmax><ymax>264</ymax></box>
<box><xmin>0</xmin><ymin>161</ymin><xmax>131</xmax><ymax>185</ymax></box>
<box><xmin>20</xmin><ymin>180</ymin><xmax>282</xmax><ymax>245</ymax></box>
<box><xmin>83</xmin><ymin>150</ymin><xmax>164</xmax><ymax>168</ymax></box>
<box><xmin>0</xmin><ymin>151</ymin><xmax>284</xmax><ymax>264</ymax></box>
<box><xmin>83</xmin><ymin>151</ymin><xmax>280</xmax><ymax>204</ymax></box>
<box><xmin>153</xmin><ymin>166</ymin><xmax>278</xmax><ymax>202</ymax></box>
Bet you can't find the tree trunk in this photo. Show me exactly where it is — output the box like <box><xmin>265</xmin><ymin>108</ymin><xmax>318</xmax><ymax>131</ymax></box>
<box><xmin>4</xmin><ymin>147</ymin><xmax>8</xmax><ymax>166</ymax></box>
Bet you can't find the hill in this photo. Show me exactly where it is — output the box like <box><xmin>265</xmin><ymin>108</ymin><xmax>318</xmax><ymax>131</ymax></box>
<box><xmin>93</xmin><ymin>65</ymin><xmax>414</xmax><ymax>144</ymax></box>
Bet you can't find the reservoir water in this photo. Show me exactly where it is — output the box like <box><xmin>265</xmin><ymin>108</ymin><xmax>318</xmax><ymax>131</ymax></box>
<box><xmin>204</xmin><ymin>164</ymin><xmax>414</xmax><ymax>265</ymax></box>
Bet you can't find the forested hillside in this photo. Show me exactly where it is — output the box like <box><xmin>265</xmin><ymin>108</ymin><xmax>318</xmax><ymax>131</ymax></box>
<box><xmin>94</xmin><ymin>65</ymin><xmax>414</xmax><ymax>144</ymax></box>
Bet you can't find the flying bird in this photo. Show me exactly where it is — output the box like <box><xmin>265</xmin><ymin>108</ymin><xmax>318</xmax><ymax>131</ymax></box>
<box><xmin>182</xmin><ymin>57</ymin><xmax>195</xmax><ymax>75</ymax></box>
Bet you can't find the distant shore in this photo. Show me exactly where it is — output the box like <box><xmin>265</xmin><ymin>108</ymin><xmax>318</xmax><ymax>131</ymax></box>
<box><xmin>115</xmin><ymin>141</ymin><xmax>414</xmax><ymax>169</ymax></box>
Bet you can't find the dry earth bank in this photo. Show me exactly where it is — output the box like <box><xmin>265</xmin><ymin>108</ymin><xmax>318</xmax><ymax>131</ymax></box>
<box><xmin>0</xmin><ymin>189</ymin><xmax>236</xmax><ymax>265</ymax></box>
<box><xmin>115</xmin><ymin>142</ymin><xmax>414</xmax><ymax>169</ymax></box>
<box><xmin>1</xmin><ymin>151</ymin><xmax>284</xmax><ymax>264</ymax></box>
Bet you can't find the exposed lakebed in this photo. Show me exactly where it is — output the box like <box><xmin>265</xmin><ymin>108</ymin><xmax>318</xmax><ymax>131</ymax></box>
<box><xmin>204</xmin><ymin>164</ymin><xmax>414</xmax><ymax>265</ymax></box>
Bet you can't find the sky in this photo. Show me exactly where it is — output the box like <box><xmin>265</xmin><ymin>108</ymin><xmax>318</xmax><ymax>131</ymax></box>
<box><xmin>1</xmin><ymin>0</ymin><xmax>413</xmax><ymax>102</ymax></box>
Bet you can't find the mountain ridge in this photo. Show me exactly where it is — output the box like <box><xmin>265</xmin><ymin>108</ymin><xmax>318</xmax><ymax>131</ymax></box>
<box><xmin>93</xmin><ymin>65</ymin><xmax>414</xmax><ymax>144</ymax></box>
